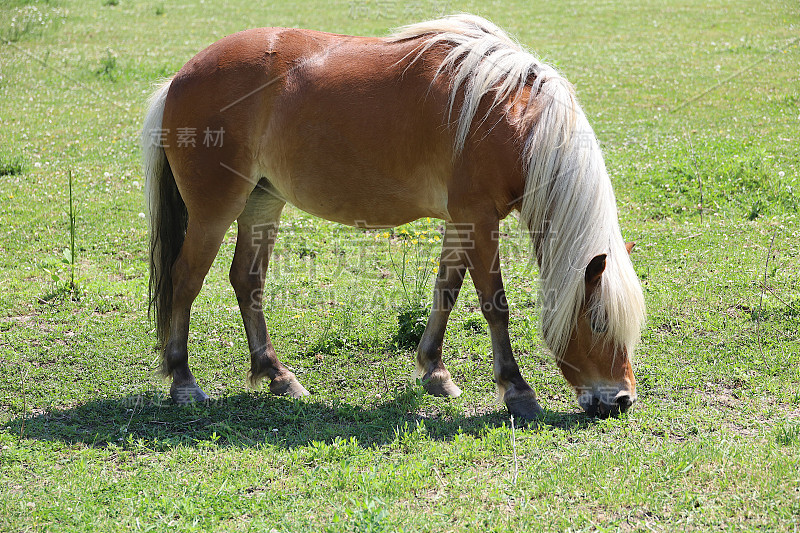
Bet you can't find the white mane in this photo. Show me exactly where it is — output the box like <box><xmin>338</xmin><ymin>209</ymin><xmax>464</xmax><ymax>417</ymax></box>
<box><xmin>389</xmin><ymin>15</ymin><xmax>646</xmax><ymax>358</ymax></box>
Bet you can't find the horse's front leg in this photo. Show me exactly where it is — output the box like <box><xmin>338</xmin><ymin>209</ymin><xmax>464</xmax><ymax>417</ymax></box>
<box><xmin>465</xmin><ymin>219</ymin><xmax>541</xmax><ymax>419</ymax></box>
<box><xmin>416</xmin><ymin>224</ymin><xmax>469</xmax><ymax>397</ymax></box>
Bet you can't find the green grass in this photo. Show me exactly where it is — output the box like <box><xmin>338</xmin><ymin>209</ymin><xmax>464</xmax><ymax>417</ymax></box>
<box><xmin>1</xmin><ymin>0</ymin><xmax>799</xmax><ymax>531</ymax></box>
<box><xmin>0</xmin><ymin>153</ymin><xmax>26</xmax><ymax>177</ymax></box>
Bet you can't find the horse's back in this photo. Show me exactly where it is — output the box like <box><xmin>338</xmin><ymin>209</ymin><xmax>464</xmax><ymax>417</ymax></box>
<box><xmin>162</xmin><ymin>28</ymin><xmax>456</xmax><ymax>226</ymax></box>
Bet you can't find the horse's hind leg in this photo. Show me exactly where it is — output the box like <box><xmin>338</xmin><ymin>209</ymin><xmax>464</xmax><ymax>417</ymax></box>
<box><xmin>229</xmin><ymin>184</ymin><xmax>309</xmax><ymax>398</ymax></box>
<box><xmin>166</xmin><ymin>217</ymin><xmax>237</xmax><ymax>404</ymax></box>
<box><xmin>416</xmin><ymin>224</ymin><xmax>468</xmax><ymax>397</ymax></box>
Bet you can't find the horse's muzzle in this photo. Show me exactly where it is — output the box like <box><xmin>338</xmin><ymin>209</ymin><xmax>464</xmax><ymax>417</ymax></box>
<box><xmin>579</xmin><ymin>390</ymin><xmax>636</xmax><ymax>418</ymax></box>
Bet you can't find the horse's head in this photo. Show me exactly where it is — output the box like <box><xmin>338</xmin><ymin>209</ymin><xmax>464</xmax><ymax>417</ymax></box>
<box><xmin>556</xmin><ymin>242</ymin><xmax>638</xmax><ymax>418</ymax></box>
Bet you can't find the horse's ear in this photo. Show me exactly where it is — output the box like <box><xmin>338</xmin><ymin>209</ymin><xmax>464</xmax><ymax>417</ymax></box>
<box><xmin>625</xmin><ymin>242</ymin><xmax>635</xmax><ymax>254</ymax></box>
<box><xmin>585</xmin><ymin>254</ymin><xmax>607</xmax><ymax>284</ymax></box>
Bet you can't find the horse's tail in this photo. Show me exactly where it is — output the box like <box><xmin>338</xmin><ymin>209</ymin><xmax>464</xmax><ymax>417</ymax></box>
<box><xmin>142</xmin><ymin>78</ymin><xmax>186</xmax><ymax>363</ymax></box>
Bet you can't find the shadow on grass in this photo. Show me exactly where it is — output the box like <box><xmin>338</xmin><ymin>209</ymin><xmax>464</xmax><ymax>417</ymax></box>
<box><xmin>3</xmin><ymin>386</ymin><xmax>592</xmax><ymax>450</ymax></box>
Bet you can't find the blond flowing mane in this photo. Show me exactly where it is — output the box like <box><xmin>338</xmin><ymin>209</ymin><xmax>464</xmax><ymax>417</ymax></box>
<box><xmin>389</xmin><ymin>15</ymin><xmax>646</xmax><ymax>359</ymax></box>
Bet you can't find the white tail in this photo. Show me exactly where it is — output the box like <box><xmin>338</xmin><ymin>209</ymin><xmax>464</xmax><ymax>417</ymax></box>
<box><xmin>142</xmin><ymin>79</ymin><xmax>172</xmax><ymax>219</ymax></box>
<box><xmin>140</xmin><ymin>78</ymin><xmax>189</xmax><ymax>356</ymax></box>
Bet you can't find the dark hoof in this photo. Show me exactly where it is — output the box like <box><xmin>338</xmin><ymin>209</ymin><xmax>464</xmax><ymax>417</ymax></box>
<box><xmin>420</xmin><ymin>370</ymin><xmax>462</xmax><ymax>398</ymax></box>
<box><xmin>505</xmin><ymin>391</ymin><xmax>542</xmax><ymax>420</ymax></box>
<box><xmin>170</xmin><ymin>383</ymin><xmax>210</xmax><ymax>405</ymax></box>
<box><xmin>269</xmin><ymin>373</ymin><xmax>310</xmax><ymax>398</ymax></box>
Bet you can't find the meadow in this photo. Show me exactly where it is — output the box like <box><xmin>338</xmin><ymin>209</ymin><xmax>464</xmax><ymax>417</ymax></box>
<box><xmin>0</xmin><ymin>0</ymin><xmax>798</xmax><ymax>531</ymax></box>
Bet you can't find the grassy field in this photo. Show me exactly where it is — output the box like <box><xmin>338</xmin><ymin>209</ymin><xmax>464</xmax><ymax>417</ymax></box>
<box><xmin>1</xmin><ymin>0</ymin><xmax>799</xmax><ymax>531</ymax></box>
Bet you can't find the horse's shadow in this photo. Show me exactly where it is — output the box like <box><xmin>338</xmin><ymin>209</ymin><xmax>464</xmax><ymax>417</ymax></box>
<box><xmin>4</xmin><ymin>387</ymin><xmax>593</xmax><ymax>450</ymax></box>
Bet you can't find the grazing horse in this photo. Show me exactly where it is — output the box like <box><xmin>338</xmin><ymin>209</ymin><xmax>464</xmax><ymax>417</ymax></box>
<box><xmin>142</xmin><ymin>14</ymin><xmax>645</xmax><ymax>418</ymax></box>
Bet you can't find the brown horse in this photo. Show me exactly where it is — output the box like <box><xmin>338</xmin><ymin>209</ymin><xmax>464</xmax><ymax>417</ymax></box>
<box><xmin>142</xmin><ymin>15</ymin><xmax>645</xmax><ymax>418</ymax></box>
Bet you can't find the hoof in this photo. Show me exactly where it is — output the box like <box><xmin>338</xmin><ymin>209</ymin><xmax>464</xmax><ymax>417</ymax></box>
<box><xmin>269</xmin><ymin>373</ymin><xmax>310</xmax><ymax>398</ymax></box>
<box><xmin>420</xmin><ymin>370</ymin><xmax>462</xmax><ymax>398</ymax></box>
<box><xmin>171</xmin><ymin>383</ymin><xmax>210</xmax><ymax>405</ymax></box>
<box><xmin>505</xmin><ymin>390</ymin><xmax>542</xmax><ymax>420</ymax></box>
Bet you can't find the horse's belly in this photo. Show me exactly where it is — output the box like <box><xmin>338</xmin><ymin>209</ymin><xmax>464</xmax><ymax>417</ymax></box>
<box><xmin>266</xmin><ymin>166</ymin><xmax>451</xmax><ymax>228</ymax></box>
